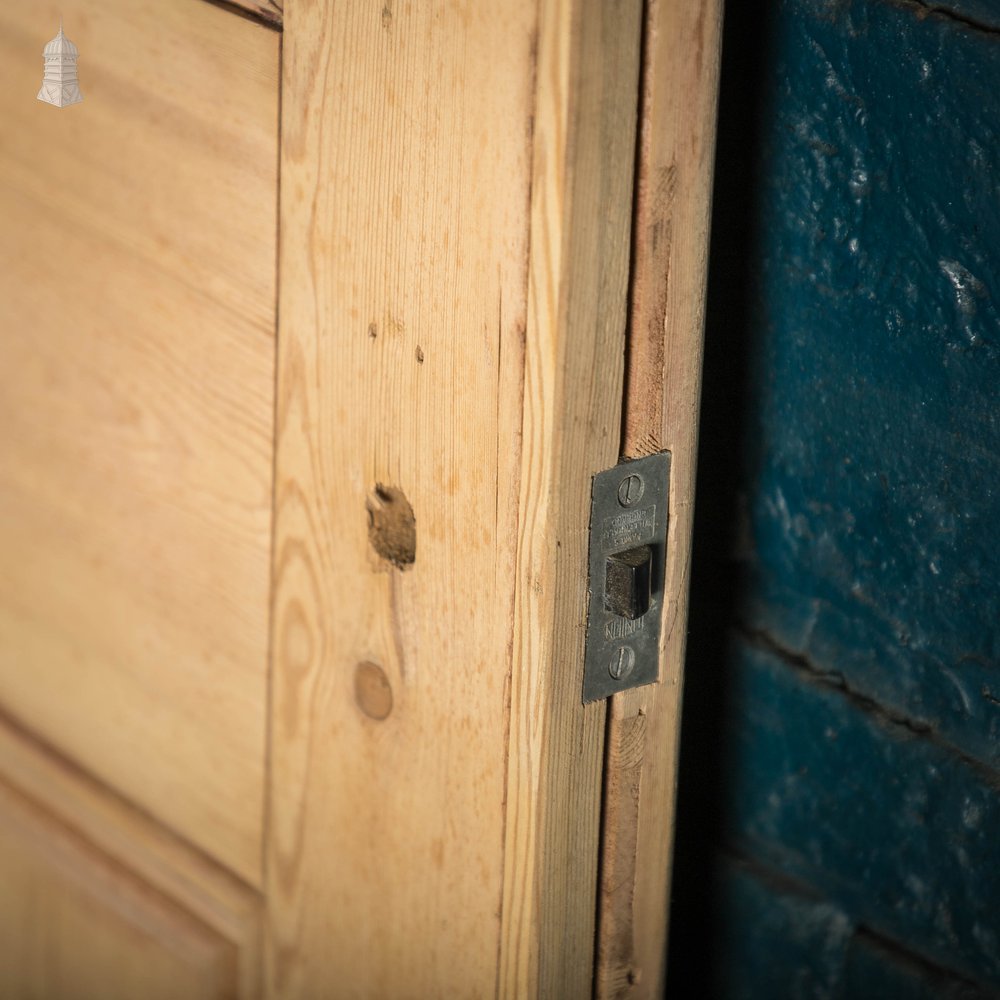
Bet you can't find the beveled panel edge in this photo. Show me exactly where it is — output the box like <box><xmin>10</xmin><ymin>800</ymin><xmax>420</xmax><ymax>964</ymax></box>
<box><xmin>0</xmin><ymin>706</ymin><xmax>263</xmax><ymax>999</ymax></box>
<box><xmin>200</xmin><ymin>0</ymin><xmax>282</xmax><ymax>29</ymax></box>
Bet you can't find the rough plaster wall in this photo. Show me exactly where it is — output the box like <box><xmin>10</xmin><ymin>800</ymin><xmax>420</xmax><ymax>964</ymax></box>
<box><xmin>668</xmin><ymin>0</ymin><xmax>1000</xmax><ymax>995</ymax></box>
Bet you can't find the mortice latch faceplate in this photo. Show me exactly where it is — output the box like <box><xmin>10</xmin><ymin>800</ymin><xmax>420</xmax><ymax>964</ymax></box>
<box><xmin>582</xmin><ymin>451</ymin><xmax>670</xmax><ymax>703</ymax></box>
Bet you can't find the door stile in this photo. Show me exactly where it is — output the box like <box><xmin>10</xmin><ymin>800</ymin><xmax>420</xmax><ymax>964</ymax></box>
<box><xmin>266</xmin><ymin>0</ymin><xmax>643</xmax><ymax>995</ymax></box>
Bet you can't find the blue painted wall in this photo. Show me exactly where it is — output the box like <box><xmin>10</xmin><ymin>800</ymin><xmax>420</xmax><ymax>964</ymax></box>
<box><xmin>668</xmin><ymin>0</ymin><xmax>1000</xmax><ymax>995</ymax></box>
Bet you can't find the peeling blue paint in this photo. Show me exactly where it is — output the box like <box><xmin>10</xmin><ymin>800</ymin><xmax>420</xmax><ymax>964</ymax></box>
<box><xmin>710</xmin><ymin>855</ymin><xmax>997</xmax><ymax>998</ymax></box>
<box><xmin>710</xmin><ymin>858</ymin><xmax>854</xmax><ymax>999</ymax></box>
<box><xmin>723</xmin><ymin>642</ymin><xmax>1000</xmax><ymax>987</ymax></box>
<box><xmin>740</xmin><ymin>0</ymin><xmax>1000</xmax><ymax>768</ymax></box>
<box><xmin>668</xmin><ymin>0</ymin><xmax>1000</xmax><ymax>994</ymax></box>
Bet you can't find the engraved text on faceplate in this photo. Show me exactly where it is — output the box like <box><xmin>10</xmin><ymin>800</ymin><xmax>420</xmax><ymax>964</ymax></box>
<box><xmin>601</xmin><ymin>504</ymin><xmax>656</xmax><ymax>552</ymax></box>
<box><xmin>605</xmin><ymin>615</ymin><xmax>645</xmax><ymax>641</ymax></box>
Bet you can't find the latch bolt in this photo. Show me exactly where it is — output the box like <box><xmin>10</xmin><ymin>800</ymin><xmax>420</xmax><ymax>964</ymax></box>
<box><xmin>604</xmin><ymin>545</ymin><xmax>652</xmax><ymax>620</ymax></box>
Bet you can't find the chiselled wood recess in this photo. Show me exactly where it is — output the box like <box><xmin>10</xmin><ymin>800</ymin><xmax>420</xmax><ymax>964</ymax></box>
<box><xmin>0</xmin><ymin>0</ymin><xmax>716</xmax><ymax>994</ymax></box>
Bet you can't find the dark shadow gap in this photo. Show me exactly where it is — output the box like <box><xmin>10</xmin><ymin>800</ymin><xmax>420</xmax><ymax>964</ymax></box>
<box><xmin>665</xmin><ymin>0</ymin><xmax>773</xmax><ymax>994</ymax></box>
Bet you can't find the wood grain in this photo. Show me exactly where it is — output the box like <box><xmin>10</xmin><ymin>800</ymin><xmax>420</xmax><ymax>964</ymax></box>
<box><xmin>267</xmin><ymin>0</ymin><xmax>640</xmax><ymax>994</ymax></box>
<box><xmin>499</xmin><ymin>0</ymin><xmax>643</xmax><ymax>995</ymax></box>
<box><xmin>0</xmin><ymin>777</ymin><xmax>242</xmax><ymax>999</ymax></box>
<box><xmin>0</xmin><ymin>0</ymin><xmax>279</xmax><ymax>885</ymax></box>
<box><xmin>594</xmin><ymin>1</ymin><xmax>724</xmax><ymax>997</ymax></box>
<box><xmin>268</xmin><ymin>3</ymin><xmax>536</xmax><ymax>993</ymax></box>
<box><xmin>0</xmin><ymin>711</ymin><xmax>263</xmax><ymax>997</ymax></box>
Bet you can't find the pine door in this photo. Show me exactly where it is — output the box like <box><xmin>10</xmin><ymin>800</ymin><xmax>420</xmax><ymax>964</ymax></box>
<box><xmin>0</xmin><ymin>0</ymin><xmax>721</xmax><ymax>996</ymax></box>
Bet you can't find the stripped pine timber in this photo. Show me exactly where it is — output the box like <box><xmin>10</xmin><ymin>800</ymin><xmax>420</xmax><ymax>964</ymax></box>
<box><xmin>594</xmin><ymin>2</ymin><xmax>724</xmax><ymax>997</ymax></box>
<box><xmin>268</xmin><ymin>0</ymin><xmax>641</xmax><ymax>995</ymax></box>
<box><xmin>0</xmin><ymin>712</ymin><xmax>262</xmax><ymax>998</ymax></box>
<box><xmin>501</xmin><ymin>0</ymin><xmax>643</xmax><ymax>994</ymax></box>
<box><xmin>0</xmin><ymin>0</ymin><xmax>279</xmax><ymax>887</ymax></box>
<box><xmin>0</xmin><ymin>779</ymin><xmax>241</xmax><ymax>999</ymax></box>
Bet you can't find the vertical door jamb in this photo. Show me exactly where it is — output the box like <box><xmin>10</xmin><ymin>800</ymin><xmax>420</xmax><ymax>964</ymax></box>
<box><xmin>595</xmin><ymin>1</ymin><xmax>725</xmax><ymax>996</ymax></box>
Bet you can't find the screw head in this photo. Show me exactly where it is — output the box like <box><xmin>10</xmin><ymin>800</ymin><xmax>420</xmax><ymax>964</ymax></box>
<box><xmin>617</xmin><ymin>473</ymin><xmax>644</xmax><ymax>507</ymax></box>
<box><xmin>609</xmin><ymin>645</ymin><xmax>636</xmax><ymax>681</ymax></box>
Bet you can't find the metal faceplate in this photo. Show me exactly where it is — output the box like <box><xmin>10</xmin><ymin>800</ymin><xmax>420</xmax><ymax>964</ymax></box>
<box><xmin>582</xmin><ymin>451</ymin><xmax>671</xmax><ymax>703</ymax></box>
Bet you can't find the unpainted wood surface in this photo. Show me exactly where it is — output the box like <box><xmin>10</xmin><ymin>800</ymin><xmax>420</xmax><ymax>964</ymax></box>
<box><xmin>0</xmin><ymin>0</ymin><xmax>279</xmax><ymax>886</ymax></box>
<box><xmin>0</xmin><ymin>711</ymin><xmax>263</xmax><ymax>997</ymax></box>
<box><xmin>267</xmin><ymin>2</ymin><xmax>535</xmax><ymax>992</ymax></box>
<box><xmin>0</xmin><ymin>775</ymin><xmax>242</xmax><ymax>999</ymax></box>
<box><xmin>595</xmin><ymin>1</ymin><xmax>724</xmax><ymax>996</ymax></box>
<box><xmin>499</xmin><ymin>0</ymin><xmax>643</xmax><ymax>994</ymax></box>
<box><xmin>267</xmin><ymin>0</ymin><xmax>640</xmax><ymax>995</ymax></box>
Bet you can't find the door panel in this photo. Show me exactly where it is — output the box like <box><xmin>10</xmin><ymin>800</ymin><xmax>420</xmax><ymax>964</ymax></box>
<box><xmin>0</xmin><ymin>710</ymin><xmax>262</xmax><ymax>997</ymax></box>
<box><xmin>0</xmin><ymin>777</ymin><xmax>242</xmax><ymax>1000</ymax></box>
<box><xmin>0</xmin><ymin>0</ymin><xmax>279</xmax><ymax>883</ymax></box>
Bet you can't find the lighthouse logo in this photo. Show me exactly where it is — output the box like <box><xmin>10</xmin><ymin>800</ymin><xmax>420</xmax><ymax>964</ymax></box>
<box><xmin>38</xmin><ymin>19</ymin><xmax>83</xmax><ymax>108</ymax></box>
